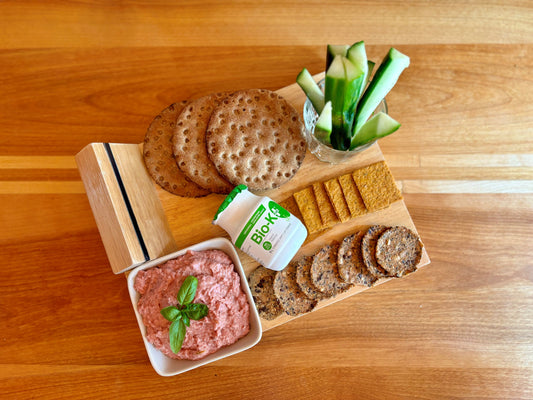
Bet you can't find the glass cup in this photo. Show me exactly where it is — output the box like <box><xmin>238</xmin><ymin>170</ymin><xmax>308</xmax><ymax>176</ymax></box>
<box><xmin>302</xmin><ymin>79</ymin><xmax>387</xmax><ymax>164</ymax></box>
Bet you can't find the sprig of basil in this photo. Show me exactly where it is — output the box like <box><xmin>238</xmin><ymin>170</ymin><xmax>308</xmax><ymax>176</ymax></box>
<box><xmin>177</xmin><ymin>276</ymin><xmax>198</xmax><ymax>305</ymax></box>
<box><xmin>160</xmin><ymin>276</ymin><xmax>209</xmax><ymax>354</ymax></box>
<box><xmin>160</xmin><ymin>306</ymin><xmax>182</xmax><ymax>321</ymax></box>
<box><xmin>169</xmin><ymin>319</ymin><xmax>186</xmax><ymax>354</ymax></box>
<box><xmin>183</xmin><ymin>303</ymin><xmax>209</xmax><ymax>320</ymax></box>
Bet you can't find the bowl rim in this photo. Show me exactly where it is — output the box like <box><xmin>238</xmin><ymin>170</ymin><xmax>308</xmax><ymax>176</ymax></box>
<box><xmin>126</xmin><ymin>237</ymin><xmax>263</xmax><ymax>376</ymax></box>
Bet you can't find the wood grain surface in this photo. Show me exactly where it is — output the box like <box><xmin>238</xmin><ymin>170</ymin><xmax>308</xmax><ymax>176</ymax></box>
<box><xmin>1</xmin><ymin>1</ymin><xmax>532</xmax><ymax>399</ymax></box>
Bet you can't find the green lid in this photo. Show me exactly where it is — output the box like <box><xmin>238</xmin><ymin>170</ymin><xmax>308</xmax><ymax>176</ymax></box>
<box><xmin>213</xmin><ymin>185</ymin><xmax>248</xmax><ymax>221</ymax></box>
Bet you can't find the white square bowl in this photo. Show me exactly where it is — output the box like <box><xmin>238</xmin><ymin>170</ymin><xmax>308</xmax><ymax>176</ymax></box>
<box><xmin>127</xmin><ymin>237</ymin><xmax>262</xmax><ymax>376</ymax></box>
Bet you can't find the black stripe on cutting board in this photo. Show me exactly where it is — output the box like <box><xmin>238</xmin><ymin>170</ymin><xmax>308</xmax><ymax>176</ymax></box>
<box><xmin>103</xmin><ymin>143</ymin><xmax>150</xmax><ymax>262</ymax></box>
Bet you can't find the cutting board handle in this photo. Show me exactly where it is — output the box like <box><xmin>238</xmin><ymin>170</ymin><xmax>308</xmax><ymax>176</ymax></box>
<box><xmin>76</xmin><ymin>143</ymin><xmax>178</xmax><ymax>274</ymax></box>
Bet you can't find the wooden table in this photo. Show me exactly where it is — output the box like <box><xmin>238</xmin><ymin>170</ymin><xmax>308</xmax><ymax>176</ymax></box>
<box><xmin>1</xmin><ymin>1</ymin><xmax>532</xmax><ymax>399</ymax></box>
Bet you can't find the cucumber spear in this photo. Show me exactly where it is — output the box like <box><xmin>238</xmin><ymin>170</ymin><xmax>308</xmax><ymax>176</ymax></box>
<box><xmin>296</xmin><ymin>68</ymin><xmax>325</xmax><ymax>114</ymax></box>
<box><xmin>346</xmin><ymin>41</ymin><xmax>368</xmax><ymax>100</ymax></box>
<box><xmin>325</xmin><ymin>55</ymin><xmax>346</xmax><ymax>150</ymax></box>
<box><xmin>349</xmin><ymin>112</ymin><xmax>401</xmax><ymax>150</ymax></box>
<box><xmin>326</xmin><ymin>55</ymin><xmax>366</xmax><ymax>150</ymax></box>
<box><xmin>352</xmin><ymin>47</ymin><xmax>410</xmax><ymax>135</ymax></box>
<box><xmin>314</xmin><ymin>101</ymin><xmax>332</xmax><ymax>145</ymax></box>
<box><xmin>326</xmin><ymin>44</ymin><xmax>349</xmax><ymax>71</ymax></box>
<box><xmin>341</xmin><ymin>57</ymin><xmax>364</xmax><ymax>147</ymax></box>
<box><xmin>365</xmin><ymin>60</ymin><xmax>376</xmax><ymax>87</ymax></box>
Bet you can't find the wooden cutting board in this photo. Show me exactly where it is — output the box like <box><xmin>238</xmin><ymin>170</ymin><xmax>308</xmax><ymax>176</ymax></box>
<box><xmin>76</xmin><ymin>77</ymin><xmax>430</xmax><ymax>331</ymax></box>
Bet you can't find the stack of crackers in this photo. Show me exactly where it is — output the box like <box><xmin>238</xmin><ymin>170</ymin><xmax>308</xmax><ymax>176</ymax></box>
<box><xmin>249</xmin><ymin>225</ymin><xmax>423</xmax><ymax>320</ymax></box>
<box><xmin>279</xmin><ymin>160</ymin><xmax>403</xmax><ymax>235</ymax></box>
<box><xmin>142</xmin><ymin>89</ymin><xmax>307</xmax><ymax>196</ymax></box>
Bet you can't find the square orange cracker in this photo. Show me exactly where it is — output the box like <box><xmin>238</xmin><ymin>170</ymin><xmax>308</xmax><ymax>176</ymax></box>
<box><xmin>312</xmin><ymin>182</ymin><xmax>340</xmax><ymax>228</ymax></box>
<box><xmin>279</xmin><ymin>196</ymin><xmax>303</xmax><ymax>222</ymax></box>
<box><xmin>338</xmin><ymin>173</ymin><xmax>367</xmax><ymax>217</ymax></box>
<box><xmin>293</xmin><ymin>187</ymin><xmax>324</xmax><ymax>234</ymax></box>
<box><xmin>323</xmin><ymin>178</ymin><xmax>351</xmax><ymax>223</ymax></box>
<box><xmin>352</xmin><ymin>161</ymin><xmax>402</xmax><ymax>212</ymax></box>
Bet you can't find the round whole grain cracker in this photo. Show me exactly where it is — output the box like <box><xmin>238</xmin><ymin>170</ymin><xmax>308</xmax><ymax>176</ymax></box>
<box><xmin>375</xmin><ymin>226</ymin><xmax>423</xmax><ymax>277</ymax></box>
<box><xmin>143</xmin><ymin>101</ymin><xmax>210</xmax><ymax>197</ymax></box>
<box><xmin>248</xmin><ymin>266</ymin><xmax>283</xmax><ymax>320</ymax></box>
<box><xmin>338</xmin><ymin>231</ymin><xmax>377</xmax><ymax>287</ymax></box>
<box><xmin>361</xmin><ymin>225</ymin><xmax>390</xmax><ymax>278</ymax></box>
<box><xmin>295</xmin><ymin>255</ymin><xmax>326</xmax><ymax>301</ymax></box>
<box><xmin>310</xmin><ymin>242</ymin><xmax>352</xmax><ymax>297</ymax></box>
<box><xmin>273</xmin><ymin>262</ymin><xmax>316</xmax><ymax>316</ymax></box>
<box><xmin>172</xmin><ymin>92</ymin><xmax>234</xmax><ymax>194</ymax></box>
<box><xmin>206</xmin><ymin>89</ymin><xmax>307</xmax><ymax>191</ymax></box>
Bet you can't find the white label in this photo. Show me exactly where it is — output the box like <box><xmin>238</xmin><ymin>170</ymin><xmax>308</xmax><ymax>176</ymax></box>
<box><xmin>235</xmin><ymin>199</ymin><xmax>297</xmax><ymax>266</ymax></box>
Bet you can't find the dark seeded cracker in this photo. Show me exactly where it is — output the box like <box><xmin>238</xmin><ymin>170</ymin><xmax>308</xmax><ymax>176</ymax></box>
<box><xmin>361</xmin><ymin>225</ymin><xmax>390</xmax><ymax>278</ymax></box>
<box><xmin>295</xmin><ymin>255</ymin><xmax>326</xmax><ymax>301</ymax></box>
<box><xmin>337</xmin><ymin>231</ymin><xmax>377</xmax><ymax>286</ymax></box>
<box><xmin>310</xmin><ymin>242</ymin><xmax>352</xmax><ymax>297</ymax></box>
<box><xmin>248</xmin><ymin>266</ymin><xmax>283</xmax><ymax>320</ymax></box>
<box><xmin>273</xmin><ymin>262</ymin><xmax>317</xmax><ymax>316</ymax></box>
<box><xmin>376</xmin><ymin>226</ymin><xmax>423</xmax><ymax>277</ymax></box>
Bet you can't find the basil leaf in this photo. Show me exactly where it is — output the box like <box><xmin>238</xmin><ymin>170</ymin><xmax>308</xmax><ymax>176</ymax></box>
<box><xmin>177</xmin><ymin>276</ymin><xmax>198</xmax><ymax>306</ymax></box>
<box><xmin>183</xmin><ymin>303</ymin><xmax>209</xmax><ymax>320</ymax></box>
<box><xmin>182</xmin><ymin>313</ymin><xmax>190</xmax><ymax>327</ymax></box>
<box><xmin>169</xmin><ymin>319</ymin><xmax>186</xmax><ymax>354</ymax></box>
<box><xmin>160</xmin><ymin>306</ymin><xmax>181</xmax><ymax>322</ymax></box>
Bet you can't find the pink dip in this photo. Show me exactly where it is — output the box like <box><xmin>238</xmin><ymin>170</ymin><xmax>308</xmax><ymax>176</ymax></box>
<box><xmin>134</xmin><ymin>249</ymin><xmax>250</xmax><ymax>360</ymax></box>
